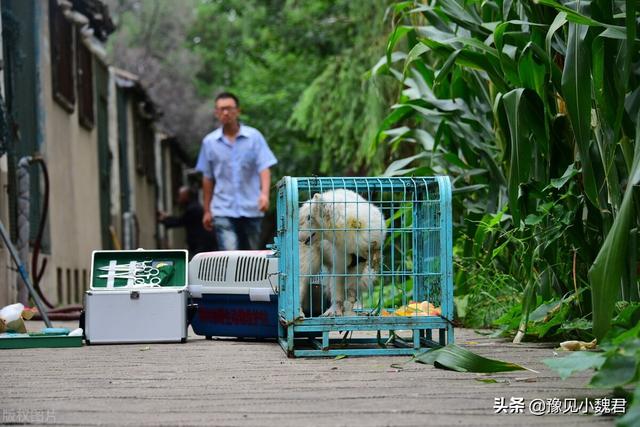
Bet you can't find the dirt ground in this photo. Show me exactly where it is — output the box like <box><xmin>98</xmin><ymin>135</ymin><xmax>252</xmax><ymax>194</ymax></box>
<box><xmin>0</xmin><ymin>321</ymin><xmax>618</xmax><ymax>426</ymax></box>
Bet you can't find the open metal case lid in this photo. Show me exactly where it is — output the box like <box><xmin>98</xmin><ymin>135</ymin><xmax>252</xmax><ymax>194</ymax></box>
<box><xmin>89</xmin><ymin>249</ymin><xmax>188</xmax><ymax>291</ymax></box>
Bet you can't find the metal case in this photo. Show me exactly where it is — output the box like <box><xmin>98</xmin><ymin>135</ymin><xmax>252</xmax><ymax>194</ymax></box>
<box><xmin>84</xmin><ymin>249</ymin><xmax>188</xmax><ymax>344</ymax></box>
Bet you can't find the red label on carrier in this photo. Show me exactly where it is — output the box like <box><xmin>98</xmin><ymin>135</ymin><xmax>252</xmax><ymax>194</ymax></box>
<box><xmin>198</xmin><ymin>307</ymin><xmax>269</xmax><ymax>325</ymax></box>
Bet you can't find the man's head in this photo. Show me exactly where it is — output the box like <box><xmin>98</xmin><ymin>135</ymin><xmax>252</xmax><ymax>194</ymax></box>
<box><xmin>178</xmin><ymin>186</ymin><xmax>194</xmax><ymax>206</ymax></box>
<box><xmin>214</xmin><ymin>92</ymin><xmax>240</xmax><ymax>127</ymax></box>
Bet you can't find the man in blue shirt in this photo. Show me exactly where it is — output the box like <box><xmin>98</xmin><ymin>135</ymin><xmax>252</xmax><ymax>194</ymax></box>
<box><xmin>195</xmin><ymin>92</ymin><xmax>277</xmax><ymax>250</ymax></box>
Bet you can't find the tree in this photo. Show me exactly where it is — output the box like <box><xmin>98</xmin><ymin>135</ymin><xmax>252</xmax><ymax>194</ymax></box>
<box><xmin>104</xmin><ymin>0</ymin><xmax>211</xmax><ymax>156</ymax></box>
<box><xmin>188</xmin><ymin>0</ymin><xmax>395</xmax><ymax>176</ymax></box>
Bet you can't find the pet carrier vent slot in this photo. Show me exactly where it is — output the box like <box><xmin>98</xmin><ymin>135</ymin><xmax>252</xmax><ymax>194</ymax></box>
<box><xmin>198</xmin><ymin>256</ymin><xmax>228</xmax><ymax>282</ymax></box>
<box><xmin>235</xmin><ymin>257</ymin><xmax>245</xmax><ymax>282</ymax></box>
<box><xmin>234</xmin><ymin>256</ymin><xmax>269</xmax><ymax>282</ymax></box>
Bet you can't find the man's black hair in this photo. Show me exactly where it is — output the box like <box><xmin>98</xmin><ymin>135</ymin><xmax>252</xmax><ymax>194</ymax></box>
<box><xmin>215</xmin><ymin>92</ymin><xmax>240</xmax><ymax>107</ymax></box>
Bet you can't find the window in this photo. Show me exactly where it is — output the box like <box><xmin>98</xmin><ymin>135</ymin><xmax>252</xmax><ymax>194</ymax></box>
<box><xmin>76</xmin><ymin>29</ymin><xmax>94</xmax><ymax>129</ymax></box>
<box><xmin>49</xmin><ymin>0</ymin><xmax>75</xmax><ymax>112</ymax></box>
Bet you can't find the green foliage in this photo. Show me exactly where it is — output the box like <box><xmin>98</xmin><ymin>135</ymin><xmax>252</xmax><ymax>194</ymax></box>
<box><xmin>543</xmin><ymin>304</ymin><xmax>640</xmax><ymax>426</ymax></box>
<box><xmin>289</xmin><ymin>50</ymin><xmax>393</xmax><ymax>174</ymax></box>
<box><xmin>189</xmin><ymin>0</ymin><xmax>395</xmax><ymax>176</ymax></box>
<box><xmin>543</xmin><ymin>351</ymin><xmax>606</xmax><ymax>380</ymax></box>
<box><xmin>494</xmin><ymin>292</ymin><xmax>593</xmax><ymax>341</ymax></box>
<box><xmin>379</xmin><ymin>0</ymin><xmax>640</xmax><ymax>341</ymax></box>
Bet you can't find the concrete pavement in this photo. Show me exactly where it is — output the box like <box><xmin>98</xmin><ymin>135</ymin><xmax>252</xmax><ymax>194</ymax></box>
<box><xmin>0</xmin><ymin>322</ymin><xmax>617</xmax><ymax>426</ymax></box>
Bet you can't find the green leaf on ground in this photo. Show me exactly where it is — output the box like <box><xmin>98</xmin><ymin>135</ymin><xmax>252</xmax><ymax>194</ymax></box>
<box><xmin>414</xmin><ymin>344</ymin><xmax>529</xmax><ymax>372</ymax></box>
<box><xmin>618</xmin><ymin>386</ymin><xmax>640</xmax><ymax>427</ymax></box>
<box><xmin>543</xmin><ymin>351</ymin><xmax>606</xmax><ymax>380</ymax></box>
<box><xmin>475</xmin><ymin>378</ymin><xmax>500</xmax><ymax>384</ymax></box>
<box><xmin>590</xmin><ymin>354</ymin><xmax>638</xmax><ymax>388</ymax></box>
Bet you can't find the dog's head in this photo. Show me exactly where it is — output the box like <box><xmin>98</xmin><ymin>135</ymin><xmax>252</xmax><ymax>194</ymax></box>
<box><xmin>309</xmin><ymin>189</ymin><xmax>387</xmax><ymax>253</ymax></box>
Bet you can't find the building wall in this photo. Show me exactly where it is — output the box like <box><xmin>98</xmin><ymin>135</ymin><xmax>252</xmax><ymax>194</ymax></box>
<box><xmin>0</xmin><ymin>1</ymin><xmax>184</xmax><ymax>308</ymax></box>
<box><xmin>38</xmin><ymin>0</ymin><xmax>102</xmax><ymax>304</ymax></box>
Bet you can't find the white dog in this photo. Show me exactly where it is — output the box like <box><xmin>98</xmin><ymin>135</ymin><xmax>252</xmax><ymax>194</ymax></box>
<box><xmin>298</xmin><ymin>189</ymin><xmax>386</xmax><ymax>317</ymax></box>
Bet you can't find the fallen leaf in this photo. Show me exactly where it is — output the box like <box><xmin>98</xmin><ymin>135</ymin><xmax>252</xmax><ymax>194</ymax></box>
<box><xmin>414</xmin><ymin>344</ymin><xmax>532</xmax><ymax>373</ymax></box>
<box><xmin>475</xmin><ymin>378</ymin><xmax>499</xmax><ymax>383</ymax></box>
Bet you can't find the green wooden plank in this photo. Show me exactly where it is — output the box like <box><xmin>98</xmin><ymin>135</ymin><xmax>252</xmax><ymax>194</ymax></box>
<box><xmin>0</xmin><ymin>335</ymin><xmax>82</xmax><ymax>349</ymax></box>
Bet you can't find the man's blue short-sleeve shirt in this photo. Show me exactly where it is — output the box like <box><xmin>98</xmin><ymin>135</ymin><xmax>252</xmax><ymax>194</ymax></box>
<box><xmin>195</xmin><ymin>124</ymin><xmax>277</xmax><ymax>218</ymax></box>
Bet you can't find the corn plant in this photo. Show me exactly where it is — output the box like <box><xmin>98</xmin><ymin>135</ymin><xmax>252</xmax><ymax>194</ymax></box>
<box><xmin>375</xmin><ymin>0</ymin><xmax>639</xmax><ymax>341</ymax></box>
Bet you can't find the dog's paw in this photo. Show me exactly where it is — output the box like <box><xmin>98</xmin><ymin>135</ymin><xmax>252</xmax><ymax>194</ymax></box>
<box><xmin>343</xmin><ymin>300</ymin><xmax>356</xmax><ymax>316</ymax></box>
<box><xmin>321</xmin><ymin>302</ymin><xmax>344</xmax><ymax>317</ymax></box>
<box><xmin>320</xmin><ymin>307</ymin><xmax>334</xmax><ymax>317</ymax></box>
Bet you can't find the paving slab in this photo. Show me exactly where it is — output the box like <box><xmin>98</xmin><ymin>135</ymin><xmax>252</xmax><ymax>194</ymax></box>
<box><xmin>0</xmin><ymin>321</ymin><xmax>618</xmax><ymax>426</ymax></box>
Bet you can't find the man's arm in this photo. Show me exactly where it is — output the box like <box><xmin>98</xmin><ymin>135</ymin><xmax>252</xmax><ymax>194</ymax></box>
<box><xmin>258</xmin><ymin>168</ymin><xmax>271</xmax><ymax>212</ymax></box>
<box><xmin>159</xmin><ymin>213</ymin><xmax>184</xmax><ymax>228</ymax></box>
<box><xmin>202</xmin><ymin>176</ymin><xmax>214</xmax><ymax>230</ymax></box>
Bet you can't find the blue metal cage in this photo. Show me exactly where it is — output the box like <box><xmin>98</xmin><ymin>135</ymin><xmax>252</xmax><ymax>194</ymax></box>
<box><xmin>274</xmin><ymin>176</ymin><xmax>453</xmax><ymax>357</ymax></box>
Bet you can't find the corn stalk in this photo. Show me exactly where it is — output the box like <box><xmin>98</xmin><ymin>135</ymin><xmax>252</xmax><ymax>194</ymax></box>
<box><xmin>377</xmin><ymin>0</ymin><xmax>640</xmax><ymax>340</ymax></box>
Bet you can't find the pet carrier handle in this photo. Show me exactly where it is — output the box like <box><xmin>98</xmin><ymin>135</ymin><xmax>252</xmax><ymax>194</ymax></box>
<box><xmin>266</xmin><ymin>242</ymin><xmax>279</xmax><ymax>258</ymax></box>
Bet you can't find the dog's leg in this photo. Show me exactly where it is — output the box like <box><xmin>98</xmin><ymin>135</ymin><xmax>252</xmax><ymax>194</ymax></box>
<box><xmin>299</xmin><ymin>281</ymin><xmax>309</xmax><ymax>319</ymax></box>
<box><xmin>343</xmin><ymin>262</ymin><xmax>363</xmax><ymax>316</ymax></box>
<box><xmin>322</xmin><ymin>257</ymin><xmax>345</xmax><ymax>317</ymax></box>
<box><xmin>320</xmin><ymin>240</ymin><xmax>345</xmax><ymax>317</ymax></box>
<box><xmin>333</xmin><ymin>272</ymin><xmax>346</xmax><ymax>316</ymax></box>
<box><xmin>346</xmin><ymin>263</ymin><xmax>374</xmax><ymax>316</ymax></box>
<box><xmin>321</xmin><ymin>278</ymin><xmax>344</xmax><ymax>317</ymax></box>
<box><xmin>343</xmin><ymin>271</ymin><xmax>358</xmax><ymax>317</ymax></box>
<box><xmin>299</xmin><ymin>238</ymin><xmax>324</xmax><ymax>318</ymax></box>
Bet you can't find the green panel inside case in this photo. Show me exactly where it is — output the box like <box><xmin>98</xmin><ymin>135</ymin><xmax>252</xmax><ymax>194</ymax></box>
<box><xmin>92</xmin><ymin>251</ymin><xmax>187</xmax><ymax>288</ymax></box>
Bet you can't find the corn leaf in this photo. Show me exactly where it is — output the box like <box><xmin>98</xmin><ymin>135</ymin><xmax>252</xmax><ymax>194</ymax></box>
<box><xmin>589</xmin><ymin>117</ymin><xmax>640</xmax><ymax>339</ymax></box>
<box><xmin>387</xmin><ymin>26</ymin><xmax>414</xmax><ymax>66</ymax></box>
<box><xmin>414</xmin><ymin>344</ymin><xmax>528</xmax><ymax>372</ymax></box>
<box><xmin>562</xmin><ymin>20</ymin><xmax>599</xmax><ymax>207</ymax></box>
<box><xmin>501</xmin><ymin>88</ymin><xmax>546</xmax><ymax>224</ymax></box>
<box><xmin>536</xmin><ymin>0</ymin><xmax>604</xmax><ymax>26</ymax></box>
